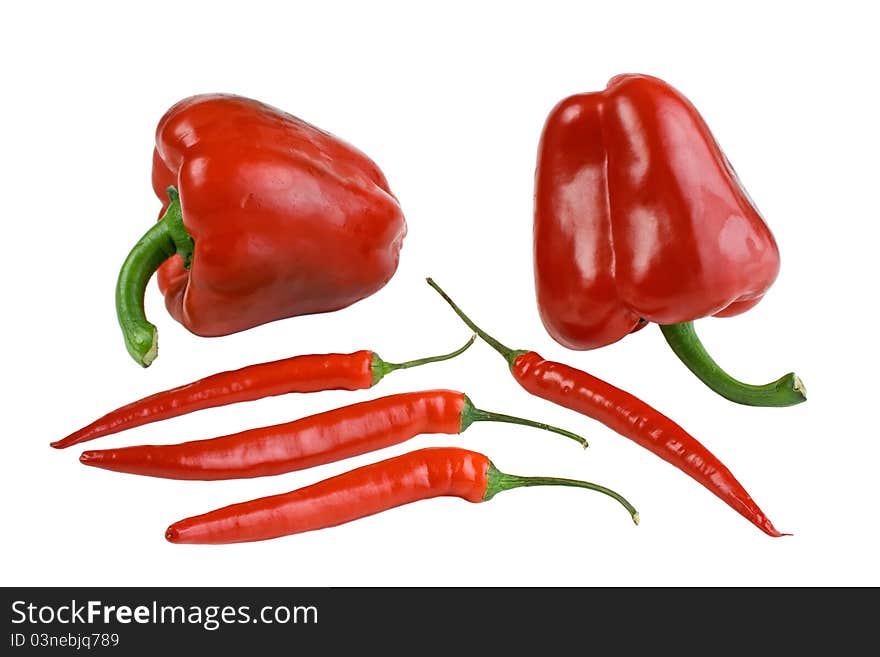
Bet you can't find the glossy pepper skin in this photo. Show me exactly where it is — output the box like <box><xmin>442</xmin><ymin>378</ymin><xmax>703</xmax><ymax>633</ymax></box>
<box><xmin>78</xmin><ymin>389</ymin><xmax>588</xmax><ymax>480</ymax></box>
<box><xmin>510</xmin><ymin>352</ymin><xmax>783</xmax><ymax>536</ymax></box>
<box><xmin>166</xmin><ymin>448</ymin><xmax>493</xmax><ymax>543</ymax></box>
<box><xmin>118</xmin><ymin>93</ymin><xmax>406</xmax><ymax>366</ymax></box>
<box><xmin>165</xmin><ymin>447</ymin><xmax>638</xmax><ymax>544</ymax></box>
<box><xmin>50</xmin><ymin>336</ymin><xmax>475</xmax><ymax>450</ymax></box>
<box><xmin>534</xmin><ymin>74</ymin><xmax>780</xmax><ymax>349</ymax></box>
<box><xmin>427</xmin><ymin>278</ymin><xmax>787</xmax><ymax>537</ymax></box>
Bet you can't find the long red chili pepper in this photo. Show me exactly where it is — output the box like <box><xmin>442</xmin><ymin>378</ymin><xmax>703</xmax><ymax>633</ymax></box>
<box><xmin>79</xmin><ymin>389</ymin><xmax>588</xmax><ymax>480</ymax></box>
<box><xmin>165</xmin><ymin>447</ymin><xmax>638</xmax><ymax>544</ymax></box>
<box><xmin>51</xmin><ymin>336</ymin><xmax>475</xmax><ymax>450</ymax></box>
<box><xmin>426</xmin><ymin>278</ymin><xmax>787</xmax><ymax>537</ymax></box>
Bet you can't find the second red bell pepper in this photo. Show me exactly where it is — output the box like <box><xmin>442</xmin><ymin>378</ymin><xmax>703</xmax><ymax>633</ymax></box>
<box><xmin>117</xmin><ymin>94</ymin><xmax>407</xmax><ymax>367</ymax></box>
<box><xmin>533</xmin><ymin>74</ymin><xmax>804</xmax><ymax>406</ymax></box>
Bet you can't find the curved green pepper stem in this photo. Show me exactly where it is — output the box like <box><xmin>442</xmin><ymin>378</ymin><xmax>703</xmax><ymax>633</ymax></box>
<box><xmin>426</xmin><ymin>278</ymin><xmax>527</xmax><ymax>369</ymax></box>
<box><xmin>485</xmin><ymin>462</ymin><xmax>639</xmax><ymax>524</ymax></box>
<box><xmin>659</xmin><ymin>321</ymin><xmax>806</xmax><ymax>407</ymax></box>
<box><xmin>370</xmin><ymin>335</ymin><xmax>476</xmax><ymax>385</ymax></box>
<box><xmin>116</xmin><ymin>187</ymin><xmax>194</xmax><ymax>367</ymax></box>
<box><xmin>460</xmin><ymin>395</ymin><xmax>588</xmax><ymax>448</ymax></box>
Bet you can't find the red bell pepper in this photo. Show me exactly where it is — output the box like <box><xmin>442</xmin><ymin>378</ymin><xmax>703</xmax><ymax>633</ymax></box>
<box><xmin>116</xmin><ymin>94</ymin><xmax>406</xmax><ymax>367</ymax></box>
<box><xmin>533</xmin><ymin>74</ymin><xmax>804</xmax><ymax>407</ymax></box>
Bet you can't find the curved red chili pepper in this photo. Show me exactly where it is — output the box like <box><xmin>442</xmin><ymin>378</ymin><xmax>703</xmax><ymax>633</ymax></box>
<box><xmin>426</xmin><ymin>278</ymin><xmax>787</xmax><ymax>537</ymax></box>
<box><xmin>165</xmin><ymin>447</ymin><xmax>639</xmax><ymax>544</ymax></box>
<box><xmin>51</xmin><ymin>336</ymin><xmax>475</xmax><ymax>450</ymax></box>
<box><xmin>78</xmin><ymin>389</ymin><xmax>588</xmax><ymax>480</ymax></box>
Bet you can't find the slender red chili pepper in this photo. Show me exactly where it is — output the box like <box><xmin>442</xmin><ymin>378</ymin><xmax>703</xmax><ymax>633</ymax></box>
<box><xmin>165</xmin><ymin>446</ymin><xmax>638</xmax><ymax>544</ymax></box>
<box><xmin>51</xmin><ymin>336</ymin><xmax>475</xmax><ymax>450</ymax></box>
<box><xmin>79</xmin><ymin>389</ymin><xmax>588</xmax><ymax>480</ymax></box>
<box><xmin>426</xmin><ymin>278</ymin><xmax>787</xmax><ymax>537</ymax></box>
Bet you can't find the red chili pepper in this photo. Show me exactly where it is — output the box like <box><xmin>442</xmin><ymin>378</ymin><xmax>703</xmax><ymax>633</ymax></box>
<box><xmin>51</xmin><ymin>337</ymin><xmax>475</xmax><ymax>450</ymax></box>
<box><xmin>426</xmin><ymin>278</ymin><xmax>787</xmax><ymax>537</ymax></box>
<box><xmin>118</xmin><ymin>94</ymin><xmax>407</xmax><ymax>367</ymax></box>
<box><xmin>534</xmin><ymin>74</ymin><xmax>804</xmax><ymax>407</ymax></box>
<box><xmin>78</xmin><ymin>389</ymin><xmax>588</xmax><ymax>479</ymax></box>
<box><xmin>164</xmin><ymin>447</ymin><xmax>638</xmax><ymax>544</ymax></box>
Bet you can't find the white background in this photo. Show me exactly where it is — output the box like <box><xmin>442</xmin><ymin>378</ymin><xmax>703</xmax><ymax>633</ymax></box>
<box><xmin>2</xmin><ymin>1</ymin><xmax>877</xmax><ymax>587</ymax></box>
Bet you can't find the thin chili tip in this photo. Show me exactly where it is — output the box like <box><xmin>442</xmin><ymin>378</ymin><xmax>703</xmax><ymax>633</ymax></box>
<box><xmin>764</xmin><ymin>520</ymin><xmax>791</xmax><ymax>538</ymax></box>
<box><xmin>79</xmin><ymin>451</ymin><xmax>101</xmax><ymax>465</ymax></box>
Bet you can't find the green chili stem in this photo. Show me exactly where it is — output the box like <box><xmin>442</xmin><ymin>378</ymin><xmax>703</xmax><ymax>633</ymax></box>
<box><xmin>426</xmin><ymin>278</ymin><xmax>526</xmax><ymax>368</ymax></box>
<box><xmin>485</xmin><ymin>463</ymin><xmax>639</xmax><ymax>524</ymax></box>
<box><xmin>370</xmin><ymin>335</ymin><xmax>476</xmax><ymax>385</ymax></box>
<box><xmin>659</xmin><ymin>321</ymin><xmax>806</xmax><ymax>407</ymax></box>
<box><xmin>116</xmin><ymin>187</ymin><xmax>194</xmax><ymax>367</ymax></box>
<box><xmin>460</xmin><ymin>395</ymin><xmax>588</xmax><ymax>448</ymax></box>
